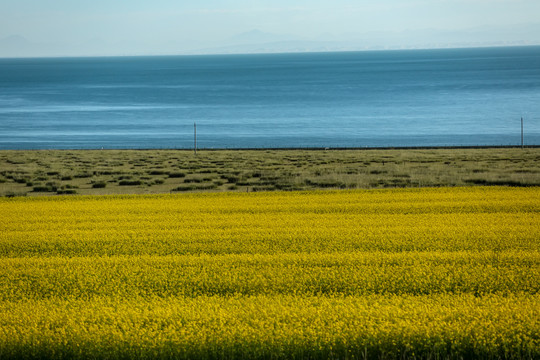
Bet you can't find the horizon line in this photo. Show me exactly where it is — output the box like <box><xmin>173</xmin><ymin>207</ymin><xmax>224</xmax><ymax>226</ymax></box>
<box><xmin>2</xmin><ymin>43</ymin><xmax>540</xmax><ymax>60</ymax></box>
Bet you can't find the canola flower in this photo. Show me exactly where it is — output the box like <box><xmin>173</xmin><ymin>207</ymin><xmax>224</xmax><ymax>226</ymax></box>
<box><xmin>1</xmin><ymin>295</ymin><xmax>539</xmax><ymax>359</ymax></box>
<box><xmin>1</xmin><ymin>187</ymin><xmax>539</xmax><ymax>257</ymax></box>
<box><xmin>1</xmin><ymin>251</ymin><xmax>539</xmax><ymax>300</ymax></box>
<box><xmin>0</xmin><ymin>187</ymin><xmax>539</xmax><ymax>359</ymax></box>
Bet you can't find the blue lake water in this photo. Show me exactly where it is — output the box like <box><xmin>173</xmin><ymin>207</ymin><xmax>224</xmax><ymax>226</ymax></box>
<box><xmin>1</xmin><ymin>46</ymin><xmax>539</xmax><ymax>149</ymax></box>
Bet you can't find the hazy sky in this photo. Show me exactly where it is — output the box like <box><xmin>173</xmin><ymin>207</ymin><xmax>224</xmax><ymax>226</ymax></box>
<box><xmin>2</xmin><ymin>0</ymin><xmax>540</xmax><ymax>55</ymax></box>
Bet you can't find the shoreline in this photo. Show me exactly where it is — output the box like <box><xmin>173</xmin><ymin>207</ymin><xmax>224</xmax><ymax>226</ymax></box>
<box><xmin>2</xmin><ymin>144</ymin><xmax>539</xmax><ymax>152</ymax></box>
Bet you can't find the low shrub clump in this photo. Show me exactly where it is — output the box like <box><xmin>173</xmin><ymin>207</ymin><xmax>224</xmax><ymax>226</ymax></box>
<box><xmin>118</xmin><ymin>180</ymin><xmax>142</xmax><ymax>186</ymax></box>
<box><xmin>92</xmin><ymin>182</ymin><xmax>107</xmax><ymax>189</ymax></box>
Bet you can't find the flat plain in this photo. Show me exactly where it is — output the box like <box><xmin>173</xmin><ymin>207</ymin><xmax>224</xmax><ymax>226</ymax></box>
<box><xmin>1</xmin><ymin>148</ymin><xmax>539</xmax><ymax>359</ymax></box>
<box><xmin>0</xmin><ymin>147</ymin><xmax>539</xmax><ymax>197</ymax></box>
<box><xmin>1</xmin><ymin>186</ymin><xmax>539</xmax><ymax>359</ymax></box>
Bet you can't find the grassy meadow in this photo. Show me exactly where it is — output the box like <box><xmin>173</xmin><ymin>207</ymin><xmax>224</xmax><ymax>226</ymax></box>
<box><xmin>1</xmin><ymin>187</ymin><xmax>539</xmax><ymax>359</ymax></box>
<box><xmin>0</xmin><ymin>147</ymin><xmax>539</xmax><ymax>197</ymax></box>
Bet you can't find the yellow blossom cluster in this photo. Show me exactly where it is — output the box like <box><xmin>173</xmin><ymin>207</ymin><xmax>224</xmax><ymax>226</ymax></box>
<box><xmin>0</xmin><ymin>187</ymin><xmax>539</xmax><ymax>358</ymax></box>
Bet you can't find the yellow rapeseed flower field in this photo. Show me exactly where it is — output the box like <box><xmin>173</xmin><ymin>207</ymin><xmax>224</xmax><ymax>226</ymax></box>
<box><xmin>0</xmin><ymin>187</ymin><xmax>539</xmax><ymax>359</ymax></box>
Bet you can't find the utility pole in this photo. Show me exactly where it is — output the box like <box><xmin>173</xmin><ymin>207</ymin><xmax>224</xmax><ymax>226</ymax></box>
<box><xmin>521</xmin><ymin>117</ymin><xmax>524</xmax><ymax>149</ymax></box>
<box><xmin>194</xmin><ymin>122</ymin><xmax>197</xmax><ymax>155</ymax></box>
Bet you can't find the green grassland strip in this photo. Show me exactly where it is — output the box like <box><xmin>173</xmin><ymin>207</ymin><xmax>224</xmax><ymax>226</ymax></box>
<box><xmin>1</xmin><ymin>147</ymin><xmax>539</xmax><ymax>196</ymax></box>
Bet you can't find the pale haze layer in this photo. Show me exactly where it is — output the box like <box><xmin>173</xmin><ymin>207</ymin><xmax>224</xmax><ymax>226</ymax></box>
<box><xmin>1</xmin><ymin>0</ymin><xmax>540</xmax><ymax>57</ymax></box>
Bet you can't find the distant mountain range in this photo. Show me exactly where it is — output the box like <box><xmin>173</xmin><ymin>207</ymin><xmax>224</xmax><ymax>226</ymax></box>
<box><xmin>2</xmin><ymin>24</ymin><xmax>540</xmax><ymax>58</ymax></box>
<box><xmin>0</xmin><ymin>35</ymin><xmax>34</xmax><ymax>56</ymax></box>
<box><xmin>194</xmin><ymin>24</ymin><xmax>540</xmax><ymax>55</ymax></box>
